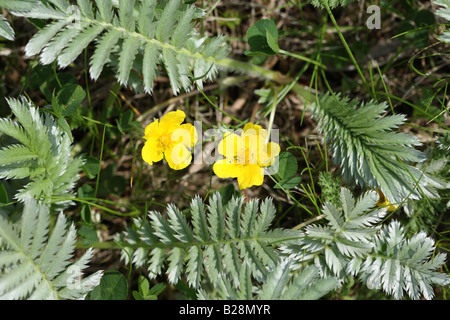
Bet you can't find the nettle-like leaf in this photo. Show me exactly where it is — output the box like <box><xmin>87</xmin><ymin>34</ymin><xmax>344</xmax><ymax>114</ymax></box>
<box><xmin>0</xmin><ymin>16</ymin><xmax>14</xmax><ymax>40</ymax></box>
<box><xmin>354</xmin><ymin>221</ymin><xmax>449</xmax><ymax>300</ymax></box>
<box><xmin>403</xmin><ymin>151</ymin><xmax>449</xmax><ymax>219</ymax></box>
<box><xmin>311</xmin><ymin>93</ymin><xmax>429</xmax><ymax>205</ymax></box>
<box><xmin>0</xmin><ymin>0</ymin><xmax>38</xmax><ymax>10</ymax></box>
<box><xmin>7</xmin><ymin>0</ymin><xmax>229</xmax><ymax>94</ymax></box>
<box><xmin>283</xmin><ymin>189</ymin><xmax>386</xmax><ymax>279</ymax></box>
<box><xmin>0</xmin><ymin>97</ymin><xmax>83</xmax><ymax>204</ymax></box>
<box><xmin>0</xmin><ymin>197</ymin><xmax>102</xmax><ymax>300</ymax></box>
<box><xmin>434</xmin><ymin>0</ymin><xmax>450</xmax><ymax>43</ymax></box>
<box><xmin>281</xmin><ymin>187</ymin><xmax>449</xmax><ymax>300</ymax></box>
<box><xmin>118</xmin><ymin>192</ymin><xmax>301</xmax><ymax>289</ymax></box>
<box><xmin>197</xmin><ymin>259</ymin><xmax>339</xmax><ymax>300</ymax></box>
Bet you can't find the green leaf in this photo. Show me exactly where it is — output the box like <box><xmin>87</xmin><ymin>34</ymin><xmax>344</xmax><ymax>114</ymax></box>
<box><xmin>414</xmin><ymin>9</ymin><xmax>436</xmax><ymax>27</ymax></box>
<box><xmin>90</xmin><ymin>29</ymin><xmax>122</xmax><ymax>80</ymax></box>
<box><xmin>0</xmin><ymin>16</ymin><xmax>14</xmax><ymax>41</ymax></box>
<box><xmin>132</xmin><ymin>291</ymin><xmax>145</xmax><ymax>300</ymax></box>
<box><xmin>434</xmin><ymin>0</ymin><xmax>450</xmax><ymax>44</ymax></box>
<box><xmin>0</xmin><ymin>199</ymin><xmax>102</xmax><ymax>299</ymax></box>
<box><xmin>77</xmin><ymin>223</ymin><xmax>98</xmax><ymax>246</ymax></box>
<box><xmin>118</xmin><ymin>37</ymin><xmax>141</xmax><ymax>86</ymax></box>
<box><xmin>81</xmin><ymin>204</ymin><xmax>92</xmax><ymax>223</ymax></box>
<box><xmin>0</xmin><ymin>0</ymin><xmax>38</xmax><ymax>11</ymax></box>
<box><xmin>97</xmin><ymin>164</ymin><xmax>127</xmax><ymax>196</ymax></box>
<box><xmin>274</xmin><ymin>176</ymin><xmax>302</xmax><ymax>189</ymax></box>
<box><xmin>297</xmin><ymin>277</ymin><xmax>340</xmax><ymax>300</ymax></box>
<box><xmin>117</xmin><ymin>109</ymin><xmax>139</xmax><ymax>134</ymax></box>
<box><xmin>78</xmin><ymin>183</ymin><xmax>95</xmax><ymax>199</ymax></box>
<box><xmin>0</xmin><ymin>97</ymin><xmax>83</xmax><ymax>204</ymax></box>
<box><xmin>245</xmin><ymin>19</ymin><xmax>279</xmax><ymax>56</ymax></box>
<box><xmin>0</xmin><ymin>182</ymin><xmax>8</xmax><ymax>204</ymax></box>
<box><xmin>218</xmin><ymin>183</ymin><xmax>240</xmax><ymax>206</ymax></box>
<box><xmin>87</xmin><ymin>270</ymin><xmax>128</xmax><ymax>300</ymax></box>
<box><xmin>57</xmin><ymin>117</ymin><xmax>73</xmax><ymax>142</ymax></box>
<box><xmin>132</xmin><ymin>275</ymin><xmax>164</xmax><ymax>300</ymax></box>
<box><xmin>276</xmin><ymin>152</ymin><xmax>298</xmax><ymax>180</ymax></box>
<box><xmin>311</xmin><ymin>93</ymin><xmax>427</xmax><ymax>204</ymax></box>
<box><xmin>54</xmin><ymin>84</ymin><xmax>86</xmax><ymax>117</ymax></box>
<box><xmin>148</xmin><ymin>282</ymin><xmax>167</xmax><ymax>296</ymax></box>
<box><xmin>58</xmin><ymin>24</ymin><xmax>105</xmax><ymax>68</ymax></box>
<box><xmin>121</xmin><ymin>192</ymin><xmax>300</xmax><ymax>288</ymax></box>
<box><xmin>29</xmin><ymin>67</ymin><xmax>78</xmax><ymax>101</ymax></box>
<box><xmin>265</xmin><ymin>27</ymin><xmax>280</xmax><ymax>53</ymax></box>
<box><xmin>138</xmin><ymin>275</ymin><xmax>150</xmax><ymax>296</ymax></box>
<box><xmin>10</xmin><ymin>0</ymin><xmax>229</xmax><ymax>95</ymax></box>
<box><xmin>82</xmin><ymin>155</ymin><xmax>100</xmax><ymax>179</ymax></box>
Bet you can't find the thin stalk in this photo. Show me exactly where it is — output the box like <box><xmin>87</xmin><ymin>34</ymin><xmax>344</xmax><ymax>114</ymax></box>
<box><xmin>266</xmin><ymin>87</ymin><xmax>279</xmax><ymax>139</ymax></box>
<box><xmin>375</xmin><ymin>60</ymin><xmax>395</xmax><ymax>114</ymax></box>
<box><xmin>292</xmin><ymin>214</ymin><xmax>325</xmax><ymax>230</ymax></box>
<box><xmin>268</xmin><ymin>174</ymin><xmax>314</xmax><ymax>216</ymax></box>
<box><xmin>299</xmin><ymin>147</ymin><xmax>317</xmax><ymax>201</ymax></box>
<box><xmin>279</xmin><ymin>49</ymin><xmax>327</xmax><ymax>69</ymax></box>
<box><xmin>324</xmin><ymin>3</ymin><xmax>372</xmax><ymax>97</ymax></box>
<box><xmin>48</xmin><ymin>196</ymin><xmax>141</xmax><ymax>217</ymax></box>
<box><xmin>94</xmin><ymin>125</ymin><xmax>106</xmax><ymax>198</ymax></box>
<box><xmin>195</xmin><ymin>81</ymin><xmax>244</xmax><ymax>124</ymax></box>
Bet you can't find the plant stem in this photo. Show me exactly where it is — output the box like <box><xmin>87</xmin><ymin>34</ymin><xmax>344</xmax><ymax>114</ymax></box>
<box><xmin>279</xmin><ymin>49</ymin><xmax>326</xmax><ymax>69</ymax></box>
<box><xmin>292</xmin><ymin>214</ymin><xmax>325</xmax><ymax>230</ymax></box>
<box><xmin>324</xmin><ymin>3</ymin><xmax>372</xmax><ymax>98</ymax></box>
<box><xmin>94</xmin><ymin>125</ymin><xmax>106</xmax><ymax>198</ymax></box>
<box><xmin>76</xmin><ymin>241</ymin><xmax>120</xmax><ymax>250</ymax></box>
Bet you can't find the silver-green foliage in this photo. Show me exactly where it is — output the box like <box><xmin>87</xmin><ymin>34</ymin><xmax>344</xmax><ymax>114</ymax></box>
<box><xmin>355</xmin><ymin>220</ymin><xmax>448</xmax><ymax>300</ymax></box>
<box><xmin>311</xmin><ymin>93</ymin><xmax>429</xmax><ymax>205</ymax></box>
<box><xmin>0</xmin><ymin>0</ymin><xmax>38</xmax><ymax>40</ymax></box>
<box><xmin>197</xmin><ymin>260</ymin><xmax>339</xmax><ymax>300</ymax></box>
<box><xmin>0</xmin><ymin>97</ymin><xmax>83</xmax><ymax>204</ymax></box>
<box><xmin>0</xmin><ymin>16</ymin><xmax>14</xmax><ymax>40</ymax></box>
<box><xmin>7</xmin><ymin>0</ymin><xmax>229</xmax><ymax>94</ymax></box>
<box><xmin>0</xmin><ymin>0</ymin><xmax>37</xmax><ymax>10</ymax></box>
<box><xmin>434</xmin><ymin>0</ymin><xmax>450</xmax><ymax>43</ymax></box>
<box><xmin>282</xmin><ymin>189</ymin><xmax>386</xmax><ymax>278</ymax></box>
<box><xmin>120</xmin><ymin>192</ymin><xmax>301</xmax><ymax>290</ymax></box>
<box><xmin>281</xmin><ymin>188</ymin><xmax>449</xmax><ymax>300</ymax></box>
<box><xmin>0</xmin><ymin>197</ymin><xmax>102</xmax><ymax>299</ymax></box>
<box><xmin>121</xmin><ymin>188</ymin><xmax>449</xmax><ymax>300</ymax></box>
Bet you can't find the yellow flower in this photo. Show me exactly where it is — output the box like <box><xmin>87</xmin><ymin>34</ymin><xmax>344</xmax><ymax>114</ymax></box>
<box><xmin>376</xmin><ymin>189</ymin><xmax>398</xmax><ymax>212</ymax></box>
<box><xmin>142</xmin><ymin>110</ymin><xmax>197</xmax><ymax>170</ymax></box>
<box><xmin>213</xmin><ymin>123</ymin><xmax>280</xmax><ymax>190</ymax></box>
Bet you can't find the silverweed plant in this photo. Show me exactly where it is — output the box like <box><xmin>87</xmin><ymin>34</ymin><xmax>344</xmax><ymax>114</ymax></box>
<box><xmin>0</xmin><ymin>0</ymin><xmax>449</xmax><ymax>302</ymax></box>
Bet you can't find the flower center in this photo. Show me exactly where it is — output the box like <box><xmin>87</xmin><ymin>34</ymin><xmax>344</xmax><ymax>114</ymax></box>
<box><xmin>159</xmin><ymin>133</ymin><xmax>172</xmax><ymax>149</ymax></box>
<box><xmin>237</xmin><ymin>147</ymin><xmax>256</xmax><ymax>165</ymax></box>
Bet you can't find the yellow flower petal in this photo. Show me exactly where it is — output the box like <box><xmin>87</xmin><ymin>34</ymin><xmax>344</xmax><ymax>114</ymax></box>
<box><xmin>237</xmin><ymin>164</ymin><xmax>264</xmax><ymax>190</ymax></box>
<box><xmin>165</xmin><ymin>143</ymin><xmax>192</xmax><ymax>170</ymax></box>
<box><xmin>258</xmin><ymin>141</ymin><xmax>281</xmax><ymax>167</ymax></box>
<box><xmin>159</xmin><ymin>110</ymin><xmax>186</xmax><ymax>133</ymax></box>
<box><xmin>376</xmin><ymin>189</ymin><xmax>398</xmax><ymax>212</ymax></box>
<box><xmin>218</xmin><ymin>132</ymin><xmax>244</xmax><ymax>158</ymax></box>
<box><xmin>142</xmin><ymin>138</ymin><xmax>163</xmax><ymax>165</ymax></box>
<box><xmin>213</xmin><ymin>158</ymin><xmax>243</xmax><ymax>178</ymax></box>
<box><xmin>376</xmin><ymin>199</ymin><xmax>398</xmax><ymax>212</ymax></box>
<box><xmin>213</xmin><ymin>122</ymin><xmax>280</xmax><ymax>190</ymax></box>
<box><xmin>243</xmin><ymin>122</ymin><xmax>268</xmax><ymax>140</ymax></box>
<box><xmin>143</xmin><ymin>119</ymin><xmax>160</xmax><ymax>140</ymax></box>
<box><xmin>179</xmin><ymin>123</ymin><xmax>198</xmax><ymax>147</ymax></box>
